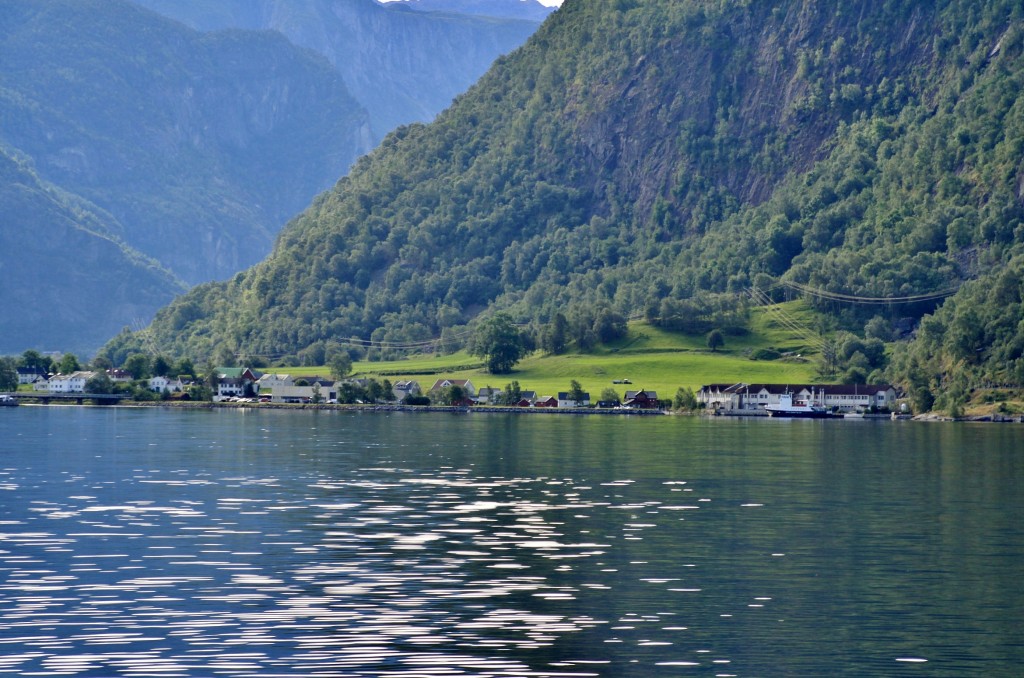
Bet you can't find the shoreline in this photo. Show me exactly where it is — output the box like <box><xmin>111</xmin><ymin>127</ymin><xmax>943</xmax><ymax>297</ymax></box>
<box><xmin>9</xmin><ymin>398</ymin><xmax>1022</xmax><ymax>422</ymax></box>
<box><xmin>15</xmin><ymin>399</ymin><xmax>668</xmax><ymax>416</ymax></box>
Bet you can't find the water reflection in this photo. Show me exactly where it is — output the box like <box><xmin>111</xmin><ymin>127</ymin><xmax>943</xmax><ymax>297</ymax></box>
<box><xmin>1</xmin><ymin>408</ymin><xmax>1022</xmax><ymax>676</ymax></box>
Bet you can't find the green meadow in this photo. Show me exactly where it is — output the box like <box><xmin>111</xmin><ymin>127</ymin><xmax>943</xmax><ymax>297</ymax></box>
<box><xmin>285</xmin><ymin>301</ymin><xmax>826</xmax><ymax>399</ymax></box>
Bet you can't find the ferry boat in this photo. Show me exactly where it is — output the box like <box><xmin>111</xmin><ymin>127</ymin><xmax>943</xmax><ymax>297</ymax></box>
<box><xmin>765</xmin><ymin>392</ymin><xmax>833</xmax><ymax>418</ymax></box>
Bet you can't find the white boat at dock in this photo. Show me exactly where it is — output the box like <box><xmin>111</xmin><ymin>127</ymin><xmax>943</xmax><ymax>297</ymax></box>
<box><xmin>765</xmin><ymin>392</ymin><xmax>835</xmax><ymax>418</ymax></box>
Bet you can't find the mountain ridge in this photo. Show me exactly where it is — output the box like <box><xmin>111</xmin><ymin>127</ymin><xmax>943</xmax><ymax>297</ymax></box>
<box><xmin>131</xmin><ymin>0</ymin><xmax>546</xmax><ymax>138</ymax></box>
<box><xmin>124</xmin><ymin>0</ymin><xmax>1024</xmax><ymax>401</ymax></box>
<box><xmin>0</xmin><ymin>147</ymin><xmax>186</xmax><ymax>354</ymax></box>
<box><xmin>0</xmin><ymin>0</ymin><xmax>378</xmax><ymax>351</ymax></box>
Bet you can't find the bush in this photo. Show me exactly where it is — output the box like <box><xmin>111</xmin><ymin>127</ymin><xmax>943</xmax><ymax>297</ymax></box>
<box><xmin>750</xmin><ymin>348</ymin><xmax>781</xmax><ymax>361</ymax></box>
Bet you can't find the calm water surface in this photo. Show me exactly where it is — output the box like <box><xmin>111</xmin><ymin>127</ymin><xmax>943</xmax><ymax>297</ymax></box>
<box><xmin>0</xmin><ymin>407</ymin><xmax>1022</xmax><ymax>676</ymax></box>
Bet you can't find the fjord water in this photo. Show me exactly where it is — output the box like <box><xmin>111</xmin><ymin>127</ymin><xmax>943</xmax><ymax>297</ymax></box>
<box><xmin>1</xmin><ymin>408</ymin><xmax>1022</xmax><ymax>676</ymax></box>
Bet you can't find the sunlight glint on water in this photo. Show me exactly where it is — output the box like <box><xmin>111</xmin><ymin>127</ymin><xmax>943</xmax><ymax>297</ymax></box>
<box><xmin>1</xmin><ymin>407</ymin><xmax>1023</xmax><ymax>676</ymax></box>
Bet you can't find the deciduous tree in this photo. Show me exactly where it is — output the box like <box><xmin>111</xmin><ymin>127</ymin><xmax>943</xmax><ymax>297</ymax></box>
<box><xmin>330</xmin><ymin>353</ymin><xmax>353</xmax><ymax>381</ymax></box>
<box><xmin>0</xmin><ymin>357</ymin><xmax>18</xmax><ymax>391</ymax></box>
<box><xmin>58</xmin><ymin>353</ymin><xmax>81</xmax><ymax>374</ymax></box>
<box><xmin>567</xmin><ymin>379</ymin><xmax>587</xmax><ymax>406</ymax></box>
<box><xmin>469</xmin><ymin>313</ymin><xmax>525</xmax><ymax>374</ymax></box>
<box><xmin>706</xmin><ymin>329</ymin><xmax>724</xmax><ymax>352</ymax></box>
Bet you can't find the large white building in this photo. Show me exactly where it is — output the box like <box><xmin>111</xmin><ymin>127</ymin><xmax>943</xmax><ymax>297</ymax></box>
<box><xmin>698</xmin><ymin>383</ymin><xmax>897</xmax><ymax>413</ymax></box>
<box><xmin>47</xmin><ymin>371</ymin><xmax>96</xmax><ymax>393</ymax></box>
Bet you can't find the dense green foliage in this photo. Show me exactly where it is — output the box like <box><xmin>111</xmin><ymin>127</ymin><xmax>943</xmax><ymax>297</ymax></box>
<box><xmin>0</xmin><ymin>357</ymin><xmax>17</xmax><ymax>391</ymax></box>
<box><xmin>467</xmin><ymin>312</ymin><xmax>527</xmax><ymax>374</ymax></box>
<box><xmin>134</xmin><ymin>0</ymin><xmax>1024</xmax><ymax>405</ymax></box>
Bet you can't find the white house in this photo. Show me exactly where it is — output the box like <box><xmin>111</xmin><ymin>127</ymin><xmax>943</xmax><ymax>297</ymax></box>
<box><xmin>257</xmin><ymin>374</ymin><xmax>294</xmax><ymax>394</ymax></box>
<box><xmin>214</xmin><ymin>367</ymin><xmax>260</xmax><ymax>400</ymax></box>
<box><xmin>148</xmin><ymin>375</ymin><xmax>184</xmax><ymax>393</ymax></box>
<box><xmin>473</xmin><ymin>386</ymin><xmax>503</xmax><ymax>405</ymax></box>
<box><xmin>48</xmin><ymin>371</ymin><xmax>96</xmax><ymax>393</ymax></box>
<box><xmin>428</xmin><ymin>379</ymin><xmax>476</xmax><ymax>397</ymax></box>
<box><xmin>820</xmin><ymin>384</ymin><xmax>898</xmax><ymax>412</ymax></box>
<box><xmin>17</xmin><ymin>367</ymin><xmax>47</xmax><ymax>385</ymax></box>
<box><xmin>392</xmin><ymin>380</ymin><xmax>422</xmax><ymax>401</ymax></box>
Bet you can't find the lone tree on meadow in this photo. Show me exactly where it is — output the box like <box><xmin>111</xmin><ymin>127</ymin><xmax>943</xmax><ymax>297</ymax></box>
<box><xmin>706</xmin><ymin>329</ymin><xmax>724</xmax><ymax>352</ymax></box>
<box><xmin>329</xmin><ymin>352</ymin><xmax>353</xmax><ymax>381</ymax></box>
<box><xmin>469</xmin><ymin>312</ymin><xmax>525</xmax><ymax>374</ymax></box>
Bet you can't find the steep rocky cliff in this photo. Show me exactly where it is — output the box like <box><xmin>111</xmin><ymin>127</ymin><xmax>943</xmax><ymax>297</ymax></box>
<box><xmin>133</xmin><ymin>0</ymin><xmax>545</xmax><ymax>138</ymax></box>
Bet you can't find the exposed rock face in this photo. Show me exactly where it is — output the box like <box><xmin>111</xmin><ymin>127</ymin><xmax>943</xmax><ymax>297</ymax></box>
<box><xmin>132</xmin><ymin>0</ymin><xmax>545</xmax><ymax>138</ymax></box>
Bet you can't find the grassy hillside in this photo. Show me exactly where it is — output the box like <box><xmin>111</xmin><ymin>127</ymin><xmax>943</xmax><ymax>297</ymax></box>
<box><xmin>284</xmin><ymin>304</ymin><xmax>824</xmax><ymax>398</ymax></box>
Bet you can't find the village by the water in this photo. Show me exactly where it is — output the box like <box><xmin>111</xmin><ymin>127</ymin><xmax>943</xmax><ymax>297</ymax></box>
<box><xmin>3</xmin><ymin>363</ymin><xmax>921</xmax><ymax>420</ymax></box>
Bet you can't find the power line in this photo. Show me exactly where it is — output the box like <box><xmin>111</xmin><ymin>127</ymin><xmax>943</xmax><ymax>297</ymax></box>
<box><xmin>748</xmin><ymin>287</ymin><xmax>826</xmax><ymax>353</ymax></box>
<box><xmin>232</xmin><ymin>326</ymin><xmax>483</xmax><ymax>362</ymax></box>
<box><xmin>779</xmin><ymin>280</ymin><xmax>959</xmax><ymax>304</ymax></box>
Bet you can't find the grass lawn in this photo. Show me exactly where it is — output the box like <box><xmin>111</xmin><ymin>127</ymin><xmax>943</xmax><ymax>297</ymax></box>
<box><xmin>279</xmin><ymin>302</ymin><xmax>827</xmax><ymax>399</ymax></box>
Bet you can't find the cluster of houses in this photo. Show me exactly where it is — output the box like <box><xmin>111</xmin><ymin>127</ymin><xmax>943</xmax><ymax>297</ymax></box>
<box><xmin>16</xmin><ymin>365</ymin><xmax>662</xmax><ymax>409</ymax></box>
<box><xmin>697</xmin><ymin>382</ymin><xmax>898</xmax><ymax>413</ymax></box>
<box><xmin>18</xmin><ymin>366</ymin><xmax>191</xmax><ymax>394</ymax></box>
<box><xmin>420</xmin><ymin>378</ymin><xmax>661</xmax><ymax>409</ymax></box>
<box><xmin>17</xmin><ymin>364</ymin><xmax>896</xmax><ymax>414</ymax></box>
<box><xmin>247</xmin><ymin>375</ymin><xmax>661</xmax><ymax>409</ymax></box>
<box><xmin>196</xmin><ymin>370</ymin><xmax>663</xmax><ymax>408</ymax></box>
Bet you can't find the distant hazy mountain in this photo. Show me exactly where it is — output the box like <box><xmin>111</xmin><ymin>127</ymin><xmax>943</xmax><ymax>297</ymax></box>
<box><xmin>386</xmin><ymin>0</ymin><xmax>555</xmax><ymax>22</ymax></box>
<box><xmin>131</xmin><ymin>0</ymin><xmax>544</xmax><ymax>138</ymax></box>
<box><xmin>0</xmin><ymin>0</ymin><xmax>373</xmax><ymax>352</ymax></box>
<box><xmin>0</xmin><ymin>148</ymin><xmax>186</xmax><ymax>354</ymax></box>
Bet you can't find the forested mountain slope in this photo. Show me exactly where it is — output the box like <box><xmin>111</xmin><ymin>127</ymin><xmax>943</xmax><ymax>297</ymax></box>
<box><xmin>139</xmin><ymin>0</ymin><xmax>1024</xmax><ymax>397</ymax></box>
<box><xmin>0</xmin><ymin>149</ymin><xmax>185</xmax><ymax>354</ymax></box>
<box><xmin>132</xmin><ymin>0</ymin><xmax>544</xmax><ymax>138</ymax></box>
